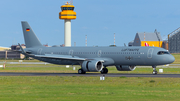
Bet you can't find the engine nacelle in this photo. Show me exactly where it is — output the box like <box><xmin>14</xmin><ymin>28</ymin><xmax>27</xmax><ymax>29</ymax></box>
<box><xmin>81</xmin><ymin>60</ymin><xmax>103</xmax><ymax>72</ymax></box>
<box><xmin>116</xmin><ymin>65</ymin><xmax>136</xmax><ymax>71</ymax></box>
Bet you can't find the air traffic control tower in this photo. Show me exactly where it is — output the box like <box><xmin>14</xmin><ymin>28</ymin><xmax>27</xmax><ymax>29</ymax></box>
<box><xmin>59</xmin><ymin>2</ymin><xmax>76</xmax><ymax>47</ymax></box>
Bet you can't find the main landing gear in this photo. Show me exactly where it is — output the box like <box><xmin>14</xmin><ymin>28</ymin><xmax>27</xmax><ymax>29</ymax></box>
<box><xmin>78</xmin><ymin>69</ymin><xmax>86</xmax><ymax>74</ymax></box>
<box><xmin>101</xmin><ymin>67</ymin><xmax>108</xmax><ymax>74</ymax></box>
<box><xmin>78</xmin><ymin>67</ymin><xmax>108</xmax><ymax>74</ymax></box>
<box><xmin>152</xmin><ymin>65</ymin><xmax>157</xmax><ymax>75</ymax></box>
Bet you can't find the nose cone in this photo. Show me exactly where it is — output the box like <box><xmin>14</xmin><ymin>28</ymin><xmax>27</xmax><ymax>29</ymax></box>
<box><xmin>169</xmin><ymin>55</ymin><xmax>175</xmax><ymax>64</ymax></box>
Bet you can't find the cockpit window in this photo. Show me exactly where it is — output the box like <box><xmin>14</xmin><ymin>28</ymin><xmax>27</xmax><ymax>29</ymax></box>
<box><xmin>157</xmin><ymin>51</ymin><xmax>169</xmax><ymax>55</ymax></box>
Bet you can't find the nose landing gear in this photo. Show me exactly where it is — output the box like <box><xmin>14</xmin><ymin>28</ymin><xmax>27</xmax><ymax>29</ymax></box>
<box><xmin>152</xmin><ymin>65</ymin><xmax>157</xmax><ymax>75</ymax></box>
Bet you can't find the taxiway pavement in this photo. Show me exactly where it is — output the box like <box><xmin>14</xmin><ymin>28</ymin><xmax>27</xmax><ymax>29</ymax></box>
<box><xmin>0</xmin><ymin>72</ymin><xmax>179</xmax><ymax>78</ymax></box>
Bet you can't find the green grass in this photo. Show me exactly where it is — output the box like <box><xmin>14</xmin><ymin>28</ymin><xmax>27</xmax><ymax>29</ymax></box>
<box><xmin>0</xmin><ymin>76</ymin><xmax>179</xmax><ymax>101</ymax></box>
<box><xmin>0</xmin><ymin>55</ymin><xmax>179</xmax><ymax>100</ymax></box>
<box><xmin>172</xmin><ymin>54</ymin><xmax>180</xmax><ymax>64</ymax></box>
<box><xmin>0</xmin><ymin>59</ymin><xmax>41</xmax><ymax>62</ymax></box>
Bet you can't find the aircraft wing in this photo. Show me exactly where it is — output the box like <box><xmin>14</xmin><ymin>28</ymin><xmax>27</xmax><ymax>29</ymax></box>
<box><xmin>35</xmin><ymin>54</ymin><xmax>86</xmax><ymax>61</ymax></box>
<box><xmin>34</xmin><ymin>54</ymin><xmax>115</xmax><ymax>65</ymax></box>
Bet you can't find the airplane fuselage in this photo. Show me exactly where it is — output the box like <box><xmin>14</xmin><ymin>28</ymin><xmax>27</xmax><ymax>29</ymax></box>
<box><xmin>25</xmin><ymin>46</ymin><xmax>174</xmax><ymax>66</ymax></box>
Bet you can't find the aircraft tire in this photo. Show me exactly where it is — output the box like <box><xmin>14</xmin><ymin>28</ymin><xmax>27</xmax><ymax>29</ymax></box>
<box><xmin>78</xmin><ymin>69</ymin><xmax>83</xmax><ymax>74</ymax></box>
<box><xmin>104</xmin><ymin>68</ymin><xmax>108</xmax><ymax>74</ymax></box>
<box><xmin>152</xmin><ymin>71</ymin><xmax>157</xmax><ymax>75</ymax></box>
<box><xmin>82</xmin><ymin>71</ymin><xmax>86</xmax><ymax>74</ymax></box>
<box><xmin>78</xmin><ymin>69</ymin><xmax>86</xmax><ymax>74</ymax></box>
<box><xmin>101</xmin><ymin>68</ymin><xmax>108</xmax><ymax>74</ymax></box>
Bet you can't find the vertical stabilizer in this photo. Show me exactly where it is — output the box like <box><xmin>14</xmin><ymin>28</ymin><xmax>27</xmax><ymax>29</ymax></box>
<box><xmin>21</xmin><ymin>21</ymin><xmax>43</xmax><ymax>48</ymax></box>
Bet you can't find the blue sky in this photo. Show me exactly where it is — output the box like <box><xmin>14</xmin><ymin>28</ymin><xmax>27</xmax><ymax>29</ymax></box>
<box><xmin>0</xmin><ymin>0</ymin><xmax>180</xmax><ymax>47</ymax></box>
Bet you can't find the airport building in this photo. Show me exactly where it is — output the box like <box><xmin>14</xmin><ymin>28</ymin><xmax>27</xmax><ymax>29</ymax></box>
<box><xmin>0</xmin><ymin>44</ymin><xmax>25</xmax><ymax>59</ymax></box>
<box><xmin>168</xmin><ymin>27</ymin><xmax>180</xmax><ymax>53</ymax></box>
<box><xmin>129</xmin><ymin>29</ymin><xmax>163</xmax><ymax>47</ymax></box>
<box><xmin>0</xmin><ymin>46</ymin><xmax>10</xmax><ymax>51</ymax></box>
<box><xmin>162</xmin><ymin>40</ymin><xmax>168</xmax><ymax>50</ymax></box>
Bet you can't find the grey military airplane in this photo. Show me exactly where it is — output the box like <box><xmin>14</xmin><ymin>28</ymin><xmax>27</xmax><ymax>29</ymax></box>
<box><xmin>19</xmin><ymin>21</ymin><xmax>175</xmax><ymax>75</ymax></box>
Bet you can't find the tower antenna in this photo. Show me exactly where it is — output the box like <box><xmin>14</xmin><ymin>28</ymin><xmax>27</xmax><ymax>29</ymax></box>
<box><xmin>70</xmin><ymin>0</ymin><xmax>73</xmax><ymax>5</ymax></box>
<box><xmin>85</xmin><ymin>35</ymin><xmax>87</xmax><ymax>46</ymax></box>
<box><xmin>74</xmin><ymin>42</ymin><xmax>76</xmax><ymax>46</ymax></box>
<box><xmin>114</xmin><ymin>33</ymin><xmax>115</xmax><ymax>46</ymax></box>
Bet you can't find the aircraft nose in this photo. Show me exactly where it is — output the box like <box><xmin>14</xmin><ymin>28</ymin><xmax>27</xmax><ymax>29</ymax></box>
<box><xmin>169</xmin><ymin>55</ymin><xmax>175</xmax><ymax>63</ymax></box>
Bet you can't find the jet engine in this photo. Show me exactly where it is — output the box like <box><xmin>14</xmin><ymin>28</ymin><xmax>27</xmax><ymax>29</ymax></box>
<box><xmin>81</xmin><ymin>60</ymin><xmax>103</xmax><ymax>72</ymax></box>
<box><xmin>116</xmin><ymin>65</ymin><xmax>136</xmax><ymax>71</ymax></box>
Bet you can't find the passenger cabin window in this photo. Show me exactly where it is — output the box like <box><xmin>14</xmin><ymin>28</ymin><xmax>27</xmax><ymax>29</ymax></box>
<box><xmin>157</xmin><ymin>51</ymin><xmax>169</xmax><ymax>55</ymax></box>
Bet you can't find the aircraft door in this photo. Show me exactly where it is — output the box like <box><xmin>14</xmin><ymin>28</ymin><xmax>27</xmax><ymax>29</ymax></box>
<box><xmin>37</xmin><ymin>48</ymin><xmax>42</xmax><ymax>55</ymax></box>
<box><xmin>69</xmin><ymin>50</ymin><xmax>74</xmax><ymax>56</ymax></box>
<box><xmin>97</xmin><ymin>50</ymin><xmax>102</xmax><ymax>57</ymax></box>
<box><xmin>147</xmin><ymin>48</ymin><xmax>154</xmax><ymax>58</ymax></box>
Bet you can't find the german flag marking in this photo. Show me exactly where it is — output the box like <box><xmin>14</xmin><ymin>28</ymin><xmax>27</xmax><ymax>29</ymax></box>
<box><xmin>26</xmin><ymin>28</ymin><xmax>30</xmax><ymax>31</ymax></box>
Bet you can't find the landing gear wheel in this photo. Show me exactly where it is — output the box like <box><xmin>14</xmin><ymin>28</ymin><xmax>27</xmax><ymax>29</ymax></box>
<box><xmin>152</xmin><ymin>65</ymin><xmax>157</xmax><ymax>75</ymax></box>
<box><xmin>152</xmin><ymin>71</ymin><xmax>157</xmax><ymax>75</ymax></box>
<box><xmin>101</xmin><ymin>68</ymin><xmax>108</xmax><ymax>74</ymax></box>
<box><xmin>78</xmin><ymin>69</ymin><xmax>86</xmax><ymax>74</ymax></box>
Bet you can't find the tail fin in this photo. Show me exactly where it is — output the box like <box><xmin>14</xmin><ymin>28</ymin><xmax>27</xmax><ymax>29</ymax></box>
<box><xmin>21</xmin><ymin>21</ymin><xmax>43</xmax><ymax>48</ymax></box>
